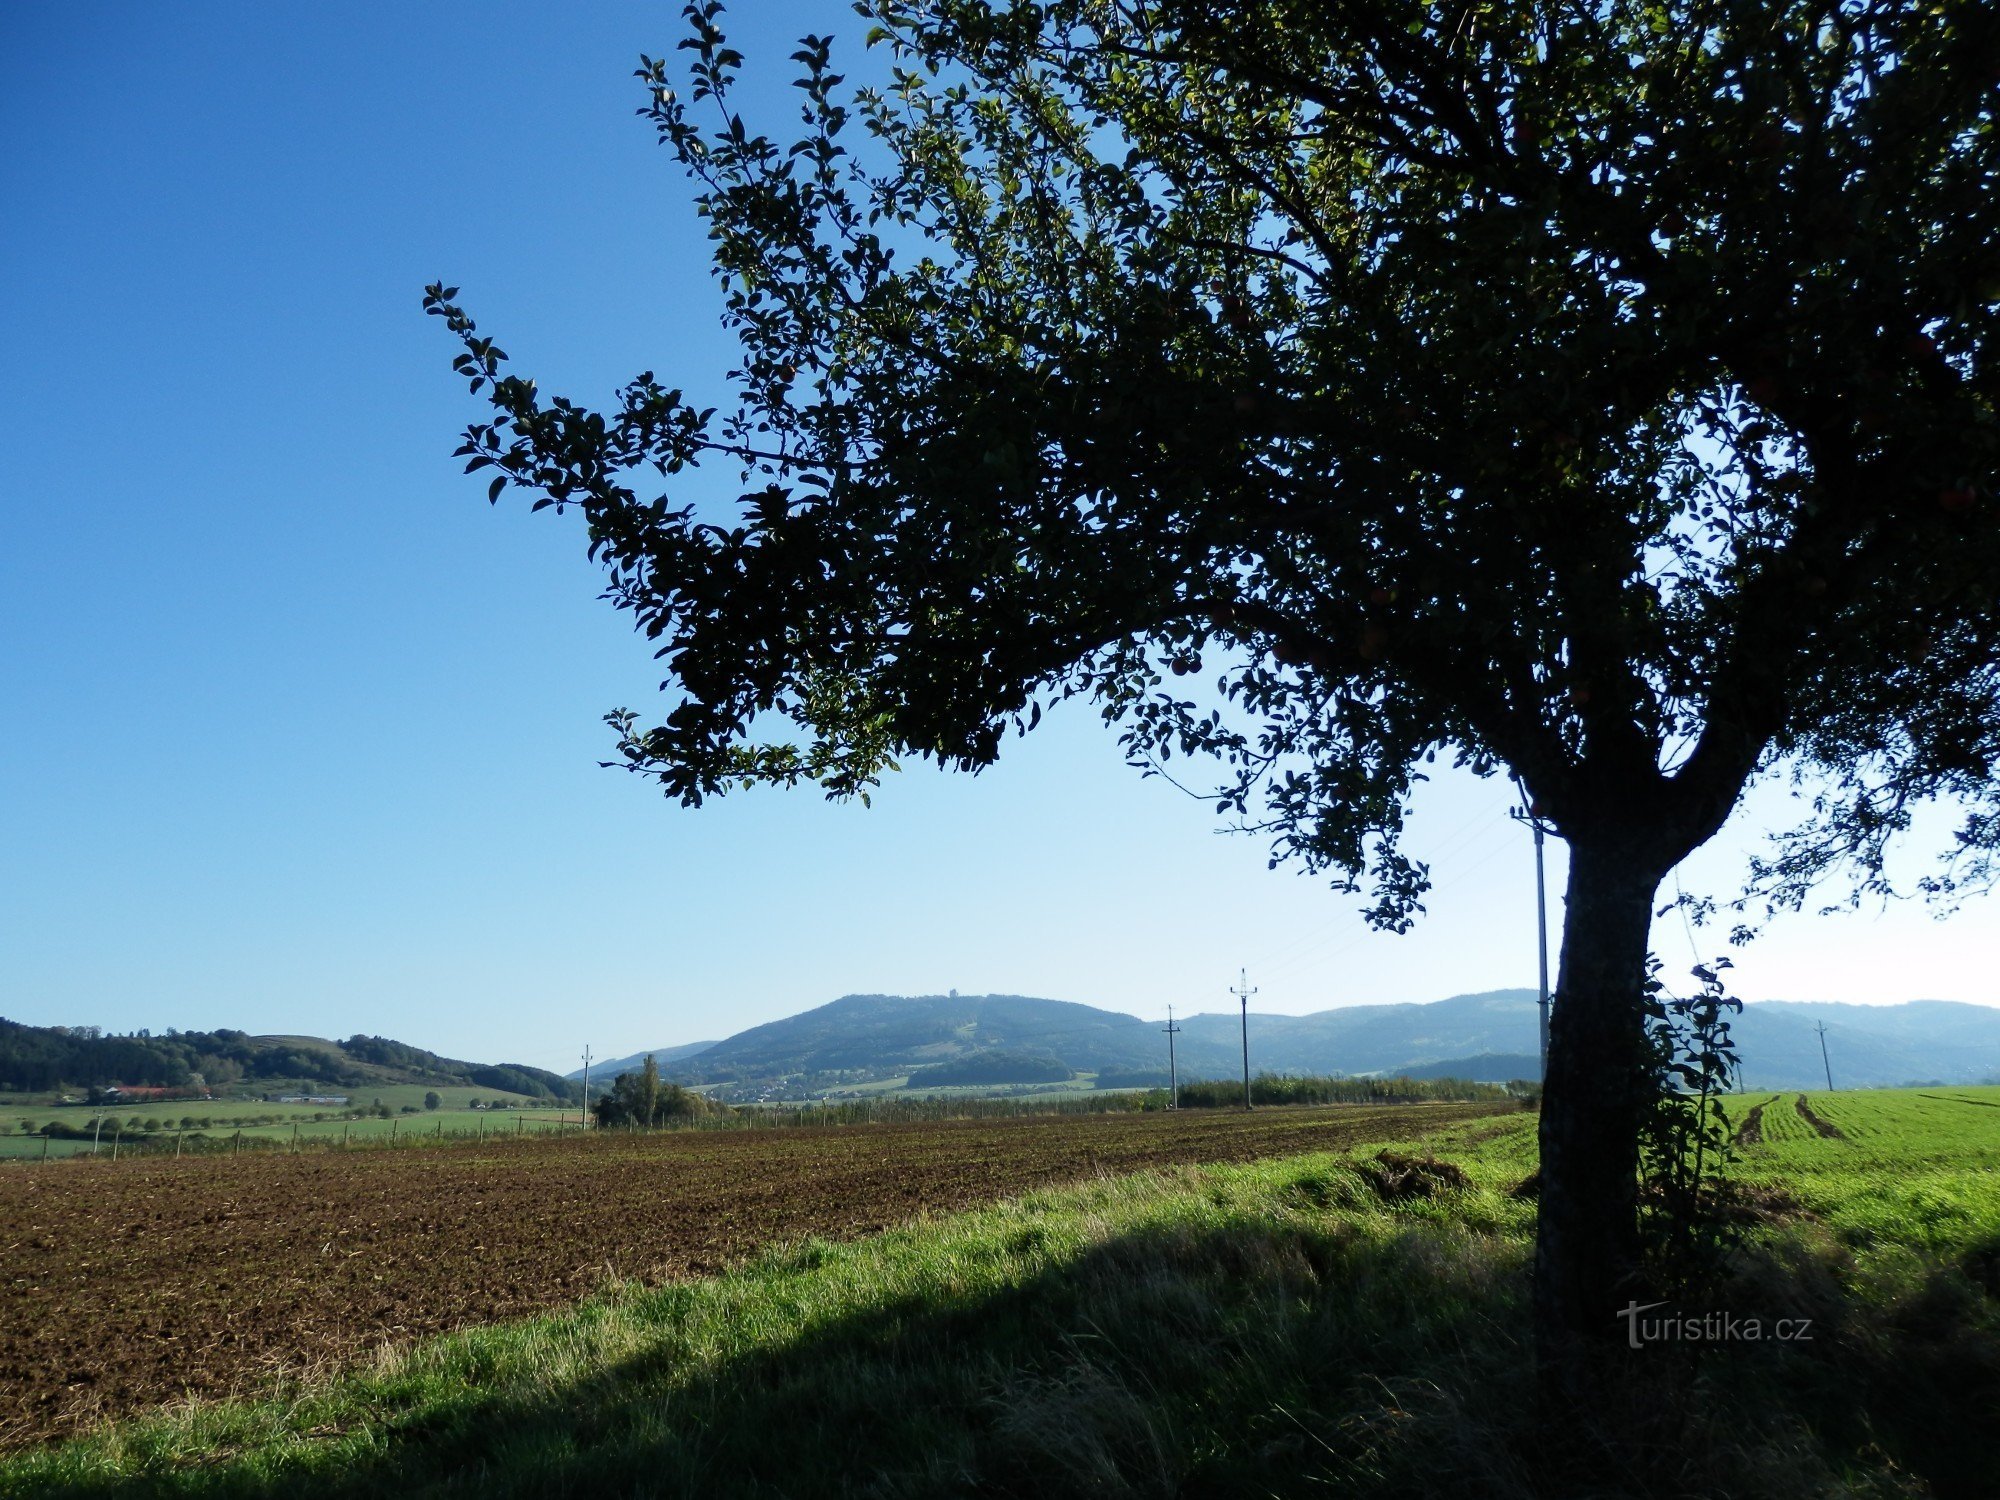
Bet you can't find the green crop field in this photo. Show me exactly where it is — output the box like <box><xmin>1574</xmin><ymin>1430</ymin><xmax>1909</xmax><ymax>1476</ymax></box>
<box><xmin>3</xmin><ymin>1086</ymin><xmax>1996</xmax><ymax>1498</ymax></box>
<box><xmin>1729</xmin><ymin>1085</ymin><xmax>2000</xmax><ymax>1256</ymax></box>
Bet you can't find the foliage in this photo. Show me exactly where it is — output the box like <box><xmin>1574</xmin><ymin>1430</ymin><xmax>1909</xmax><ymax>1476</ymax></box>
<box><xmin>1171</xmin><ymin>1071</ymin><xmax>1516</xmax><ymax>1109</ymax></box>
<box><xmin>0</xmin><ymin>1019</ymin><xmax>284</xmax><ymax>1092</ymax></box>
<box><xmin>429</xmin><ymin>0</ymin><xmax>2000</xmax><ymax>1342</ymax></box>
<box><xmin>431</xmin><ymin>0</ymin><xmax>2000</xmax><ymax>917</ymax></box>
<box><xmin>593</xmin><ymin>1054</ymin><xmax>721</xmax><ymax>1127</ymax></box>
<box><xmin>342</xmin><ymin>1036</ymin><xmax>582</xmax><ymax>1102</ymax></box>
<box><xmin>1638</xmin><ymin>958</ymin><xmax>1744</xmax><ymax>1286</ymax></box>
<box><xmin>904</xmin><ymin>1048</ymin><xmax>1073</xmax><ymax>1086</ymax></box>
<box><xmin>0</xmin><ymin>1017</ymin><xmax>582</xmax><ymax>1103</ymax></box>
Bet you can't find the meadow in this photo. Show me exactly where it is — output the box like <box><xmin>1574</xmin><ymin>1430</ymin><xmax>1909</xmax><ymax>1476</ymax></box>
<box><xmin>0</xmin><ymin>1087</ymin><xmax>1994</xmax><ymax>1498</ymax></box>
<box><xmin>0</xmin><ymin>1085</ymin><xmax>582</xmax><ymax>1160</ymax></box>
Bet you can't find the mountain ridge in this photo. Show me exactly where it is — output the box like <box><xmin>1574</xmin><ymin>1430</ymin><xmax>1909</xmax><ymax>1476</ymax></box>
<box><xmin>579</xmin><ymin>990</ymin><xmax>2000</xmax><ymax>1094</ymax></box>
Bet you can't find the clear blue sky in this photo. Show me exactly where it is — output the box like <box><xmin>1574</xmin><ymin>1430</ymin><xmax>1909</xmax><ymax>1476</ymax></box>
<box><xmin>4</xmin><ymin>5</ymin><xmax>1993</xmax><ymax>1073</ymax></box>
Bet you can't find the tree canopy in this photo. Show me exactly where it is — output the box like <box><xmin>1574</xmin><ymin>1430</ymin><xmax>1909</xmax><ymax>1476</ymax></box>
<box><xmin>431</xmin><ymin>0</ymin><xmax>1999</xmax><ymax>1361</ymax></box>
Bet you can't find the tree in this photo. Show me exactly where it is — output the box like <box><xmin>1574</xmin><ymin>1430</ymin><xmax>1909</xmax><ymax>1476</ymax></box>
<box><xmin>593</xmin><ymin>1054</ymin><xmax>712</xmax><ymax>1127</ymax></box>
<box><xmin>422</xmin><ymin>1091</ymin><xmax>442</xmax><ymax>1112</ymax></box>
<box><xmin>429</xmin><ymin>0</ymin><xmax>2000</xmax><ymax>1375</ymax></box>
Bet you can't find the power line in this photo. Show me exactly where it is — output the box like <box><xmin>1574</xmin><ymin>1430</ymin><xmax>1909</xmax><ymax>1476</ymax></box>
<box><xmin>1237</xmin><ymin>804</ymin><xmax>1512</xmax><ymax>980</ymax></box>
<box><xmin>1254</xmin><ymin>816</ymin><xmax>1524</xmax><ymax>991</ymax></box>
<box><xmin>1671</xmin><ymin>872</ymin><xmax>1703</xmax><ymax>966</ymax></box>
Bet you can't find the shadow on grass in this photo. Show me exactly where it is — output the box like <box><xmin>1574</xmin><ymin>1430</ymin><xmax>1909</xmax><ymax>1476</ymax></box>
<box><xmin>20</xmin><ymin>1177</ymin><xmax>2000</xmax><ymax>1500</ymax></box>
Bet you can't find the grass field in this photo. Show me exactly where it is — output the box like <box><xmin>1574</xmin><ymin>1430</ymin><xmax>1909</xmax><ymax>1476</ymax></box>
<box><xmin>2</xmin><ymin>1088</ymin><xmax>1996</xmax><ymax>1498</ymax></box>
<box><xmin>0</xmin><ymin>1086</ymin><xmax>581</xmax><ymax>1159</ymax></box>
<box><xmin>1728</xmin><ymin>1085</ymin><xmax>2000</xmax><ymax>1257</ymax></box>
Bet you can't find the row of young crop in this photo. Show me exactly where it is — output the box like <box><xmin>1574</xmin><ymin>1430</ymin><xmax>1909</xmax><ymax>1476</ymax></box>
<box><xmin>1738</xmin><ymin>1086</ymin><xmax>2000</xmax><ymax>1165</ymax></box>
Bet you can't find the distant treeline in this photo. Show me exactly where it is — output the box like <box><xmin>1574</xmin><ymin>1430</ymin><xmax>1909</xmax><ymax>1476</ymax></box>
<box><xmin>633</xmin><ymin>1075</ymin><xmax>1515</xmax><ymax>1130</ymax></box>
<box><xmin>0</xmin><ymin>1017</ymin><xmax>582</xmax><ymax>1102</ymax></box>
<box><xmin>1095</xmin><ymin>1070</ymin><xmax>1173</xmax><ymax>1090</ymax></box>
<box><xmin>340</xmin><ymin>1036</ymin><xmax>581</xmax><ymax>1102</ymax></box>
<box><xmin>1167</xmin><ymin>1074</ymin><xmax>1521</xmax><ymax>1109</ymax></box>
<box><xmin>905</xmin><ymin>1049</ymin><xmax>1073</xmax><ymax>1087</ymax></box>
<box><xmin>701</xmin><ymin>1092</ymin><xmax>1153</xmax><ymax>1128</ymax></box>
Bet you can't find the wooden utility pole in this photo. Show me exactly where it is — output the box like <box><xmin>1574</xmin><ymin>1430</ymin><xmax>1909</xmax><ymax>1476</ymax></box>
<box><xmin>1231</xmin><ymin>970</ymin><xmax>1258</xmax><ymax>1111</ymax></box>
<box><xmin>1162</xmin><ymin>1005</ymin><xmax>1182</xmax><ymax>1109</ymax></box>
<box><xmin>580</xmin><ymin>1045</ymin><xmax>593</xmax><ymax>1128</ymax></box>
<box><xmin>1815</xmin><ymin>1021</ymin><xmax>1834</xmax><ymax>1091</ymax></box>
<box><xmin>1513</xmin><ymin>789</ymin><xmax>1554</xmax><ymax>1081</ymax></box>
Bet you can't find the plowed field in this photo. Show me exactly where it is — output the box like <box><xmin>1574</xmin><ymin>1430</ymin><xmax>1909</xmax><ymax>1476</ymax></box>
<box><xmin>0</xmin><ymin>1102</ymin><xmax>1502</xmax><ymax>1447</ymax></box>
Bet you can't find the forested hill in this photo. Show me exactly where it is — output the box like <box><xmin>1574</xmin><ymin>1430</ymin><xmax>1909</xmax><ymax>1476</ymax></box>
<box><xmin>585</xmin><ymin>991</ymin><xmax>2000</xmax><ymax>1092</ymax></box>
<box><xmin>0</xmin><ymin>1018</ymin><xmax>583</xmax><ymax>1102</ymax></box>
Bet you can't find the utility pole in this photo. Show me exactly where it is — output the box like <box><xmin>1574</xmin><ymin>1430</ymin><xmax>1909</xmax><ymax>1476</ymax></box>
<box><xmin>580</xmin><ymin>1045</ymin><xmax>593</xmax><ymax>1128</ymax></box>
<box><xmin>1814</xmin><ymin>1021</ymin><xmax>1834</xmax><ymax>1092</ymax></box>
<box><xmin>1512</xmin><ymin>787</ymin><xmax>1553</xmax><ymax>1081</ymax></box>
<box><xmin>1231</xmin><ymin>970</ymin><xmax>1258</xmax><ymax>1111</ymax></box>
<box><xmin>1162</xmin><ymin>1005</ymin><xmax>1182</xmax><ymax>1109</ymax></box>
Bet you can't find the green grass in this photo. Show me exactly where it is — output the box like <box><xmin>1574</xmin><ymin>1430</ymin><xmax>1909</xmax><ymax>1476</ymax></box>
<box><xmin>1732</xmin><ymin>1086</ymin><xmax>2000</xmax><ymax>1256</ymax></box>
<box><xmin>0</xmin><ymin>1086</ymin><xmax>580</xmax><ymax>1158</ymax></box>
<box><xmin>5</xmin><ymin>1095</ymin><xmax>1998</xmax><ymax>1498</ymax></box>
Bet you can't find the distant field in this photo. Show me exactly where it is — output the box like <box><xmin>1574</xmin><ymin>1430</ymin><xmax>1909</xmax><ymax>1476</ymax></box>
<box><xmin>0</xmin><ymin>1101</ymin><xmax>1504</xmax><ymax>1448</ymax></box>
<box><xmin>0</xmin><ymin>1084</ymin><xmax>578</xmax><ymax>1159</ymax></box>
<box><xmin>1729</xmin><ymin>1084</ymin><xmax>2000</xmax><ymax>1252</ymax></box>
<box><xmin>748</xmin><ymin>1072</ymin><xmax>1112</xmax><ymax>1104</ymax></box>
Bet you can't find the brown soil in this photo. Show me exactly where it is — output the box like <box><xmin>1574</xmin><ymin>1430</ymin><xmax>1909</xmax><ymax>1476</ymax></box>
<box><xmin>1734</xmin><ymin>1097</ymin><xmax>1773</xmax><ymax>1147</ymax></box>
<box><xmin>1794</xmin><ymin>1094</ymin><xmax>1845</xmax><ymax>1140</ymax></box>
<box><xmin>0</xmin><ymin>1102</ymin><xmax>1501</xmax><ymax>1448</ymax></box>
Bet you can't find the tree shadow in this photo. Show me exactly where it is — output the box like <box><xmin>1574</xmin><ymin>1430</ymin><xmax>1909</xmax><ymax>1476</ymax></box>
<box><xmin>30</xmin><ymin>1205</ymin><xmax>2000</xmax><ymax>1499</ymax></box>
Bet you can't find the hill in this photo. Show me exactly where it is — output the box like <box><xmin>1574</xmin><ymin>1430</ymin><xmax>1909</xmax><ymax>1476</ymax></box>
<box><xmin>575</xmin><ymin>1040</ymin><xmax>721</xmax><ymax>1087</ymax></box>
<box><xmin>667</xmin><ymin>993</ymin><xmax>1184</xmax><ymax>1086</ymax></box>
<box><xmin>591</xmin><ymin>989</ymin><xmax>2000</xmax><ymax>1096</ymax></box>
<box><xmin>1170</xmin><ymin>990</ymin><xmax>1543</xmax><ymax>1075</ymax></box>
<box><xmin>589</xmin><ymin>990</ymin><xmax>1544</xmax><ymax>1092</ymax></box>
<box><xmin>1734</xmin><ymin>999</ymin><xmax>2000</xmax><ymax>1090</ymax></box>
<box><xmin>0</xmin><ymin>1018</ymin><xmax>585</xmax><ymax>1103</ymax></box>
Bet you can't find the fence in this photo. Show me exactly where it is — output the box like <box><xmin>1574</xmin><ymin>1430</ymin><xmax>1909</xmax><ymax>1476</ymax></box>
<box><xmin>4</xmin><ymin>1110</ymin><xmax>594</xmax><ymax>1164</ymax></box>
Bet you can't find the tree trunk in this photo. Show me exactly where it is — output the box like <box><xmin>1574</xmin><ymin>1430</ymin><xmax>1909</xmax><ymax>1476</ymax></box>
<box><xmin>1533</xmin><ymin>835</ymin><xmax>1666</xmax><ymax>1382</ymax></box>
